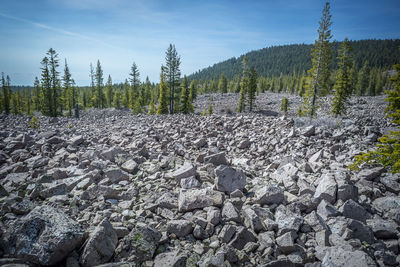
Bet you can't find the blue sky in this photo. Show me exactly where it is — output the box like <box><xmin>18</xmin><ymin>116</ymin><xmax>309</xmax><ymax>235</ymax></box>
<box><xmin>0</xmin><ymin>0</ymin><xmax>399</xmax><ymax>85</ymax></box>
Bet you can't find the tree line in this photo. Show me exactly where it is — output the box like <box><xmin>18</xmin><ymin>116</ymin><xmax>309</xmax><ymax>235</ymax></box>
<box><xmin>0</xmin><ymin>44</ymin><xmax>198</xmax><ymax>117</ymax></box>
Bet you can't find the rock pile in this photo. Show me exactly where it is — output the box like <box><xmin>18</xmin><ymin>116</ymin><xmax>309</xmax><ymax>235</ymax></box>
<box><xmin>0</xmin><ymin>93</ymin><xmax>399</xmax><ymax>266</ymax></box>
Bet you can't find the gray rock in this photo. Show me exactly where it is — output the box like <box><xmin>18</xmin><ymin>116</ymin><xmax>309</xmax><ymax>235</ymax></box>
<box><xmin>178</xmin><ymin>187</ymin><xmax>224</xmax><ymax>212</ymax></box>
<box><xmin>180</xmin><ymin>176</ymin><xmax>201</xmax><ymax>189</ymax></box>
<box><xmin>318</xmin><ymin>246</ymin><xmax>376</xmax><ymax>267</ymax></box>
<box><xmin>219</xmin><ymin>224</ymin><xmax>236</xmax><ymax>243</ymax></box>
<box><xmin>255</xmin><ymin>185</ymin><xmax>284</xmax><ymax>205</ymax></box>
<box><xmin>275</xmin><ymin>205</ymin><xmax>303</xmax><ymax>234</ymax></box>
<box><xmin>193</xmin><ymin>138</ymin><xmax>207</xmax><ymax>148</ymax></box>
<box><xmin>276</xmin><ymin>231</ymin><xmax>297</xmax><ymax>254</ymax></box>
<box><xmin>228</xmin><ymin>226</ymin><xmax>257</xmax><ymax>250</ymax></box>
<box><xmin>207</xmin><ymin>208</ymin><xmax>221</xmax><ymax>225</ymax></box>
<box><xmin>317</xmin><ymin>199</ymin><xmax>340</xmax><ymax>220</ymax></box>
<box><xmin>5</xmin><ymin>205</ymin><xmax>85</xmax><ymax>266</ymax></box>
<box><xmin>357</xmin><ymin>167</ymin><xmax>385</xmax><ymax>181</ymax></box>
<box><xmin>104</xmin><ymin>168</ymin><xmax>130</xmax><ymax>183</ymax></box>
<box><xmin>238</xmin><ymin>139</ymin><xmax>251</xmax><ymax>149</ymax></box>
<box><xmin>70</xmin><ymin>135</ymin><xmax>84</xmax><ymax>146</ymax></box>
<box><xmin>242</xmin><ymin>206</ymin><xmax>272</xmax><ymax>233</ymax></box>
<box><xmin>120</xmin><ymin>159</ymin><xmax>138</xmax><ymax>174</ymax></box>
<box><xmin>154</xmin><ymin>250</ymin><xmax>187</xmax><ymax>267</ymax></box>
<box><xmin>47</xmin><ymin>136</ymin><xmax>65</xmax><ymax>144</ymax></box>
<box><xmin>337</xmin><ymin>180</ymin><xmax>358</xmax><ymax>202</ymax></box>
<box><xmin>80</xmin><ymin>219</ymin><xmax>118</xmax><ymax>267</ymax></box>
<box><xmin>339</xmin><ymin>199</ymin><xmax>372</xmax><ymax>223</ymax></box>
<box><xmin>204</xmin><ymin>152</ymin><xmax>229</xmax><ymax>166</ymax></box>
<box><xmin>114</xmin><ymin>224</ymin><xmax>161</xmax><ymax>264</ymax></box>
<box><xmin>156</xmin><ymin>192</ymin><xmax>178</xmax><ymax>209</ymax></box>
<box><xmin>173</xmin><ymin>162</ymin><xmax>196</xmax><ymax>182</ymax></box>
<box><xmin>222</xmin><ymin>202</ymin><xmax>241</xmax><ymax>223</ymax></box>
<box><xmin>380</xmin><ymin>175</ymin><xmax>400</xmax><ymax>194</ymax></box>
<box><xmin>347</xmin><ymin>219</ymin><xmax>375</xmax><ymax>244</ymax></box>
<box><xmin>40</xmin><ymin>183</ymin><xmax>68</xmax><ymax>198</ymax></box>
<box><xmin>366</xmin><ymin>218</ymin><xmax>399</xmax><ymax>239</ymax></box>
<box><xmin>314</xmin><ymin>173</ymin><xmax>337</xmax><ymax>204</ymax></box>
<box><xmin>302</xmin><ymin>125</ymin><xmax>315</xmax><ymax>137</ymax></box>
<box><xmin>167</xmin><ymin>220</ymin><xmax>194</xmax><ymax>237</ymax></box>
<box><xmin>214</xmin><ymin>165</ymin><xmax>246</xmax><ymax>194</ymax></box>
<box><xmin>100</xmin><ymin>146</ymin><xmax>125</xmax><ymax>163</ymax></box>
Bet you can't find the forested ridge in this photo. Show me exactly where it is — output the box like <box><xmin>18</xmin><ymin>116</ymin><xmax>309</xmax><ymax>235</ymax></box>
<box><xmin>189</xmin><ymin>39</ymin><xmax>400</xmax><ymax>81</ymax></box>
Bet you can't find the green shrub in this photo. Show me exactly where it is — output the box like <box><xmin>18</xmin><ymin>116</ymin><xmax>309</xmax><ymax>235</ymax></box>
<box><xmin>29</xmin><ymin>116</ymin><xmax>39</xmax><ymax>129</ymax></box>
<box><xmin>281</xmin><ymin>97</ymin><xmax>289</xmax><ymax>113</ymax></box>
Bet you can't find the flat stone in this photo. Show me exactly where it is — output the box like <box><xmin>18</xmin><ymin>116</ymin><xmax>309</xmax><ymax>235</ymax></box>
<box><xmin>173</xmin><ymin>162</ymin><xmax>196</xmax><ymax>182</ymax></box>
<box><xmin>255</xmin><ymin>185</ymin><xmax>285</xmax><ymax>205</ymax></box>
<box><xmin>167</xmin><ymin>220</ymin><xmax>193</xmax><ymax>237</ymax></box>
<box><xmin>204</xmin><ymin>152</ymin><xmax>229</xmax><ymax>166</ymax></box>
<box><xmin>178</xmin><ymin>187</ymin><xmax>224</xmax><ymax>212</ymax></box>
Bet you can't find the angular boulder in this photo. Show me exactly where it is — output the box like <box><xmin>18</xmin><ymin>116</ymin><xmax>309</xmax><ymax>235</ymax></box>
<box><xmin>114</xmin><ymin>224</ymin><xmax>161</xmax><ymax>264</ymax></box>
<box><xmin>214</xmin><ymin>165</ymin><xmax>246</xmax><ymax>194</ymax></box>
<box><xmin>5</xmin><ymin>205</ymin><xmax>85</xmax><ymax>266</ymax></box>
<box><xmin>255</xmin><ymin>185</ymin><xmax>284</xmax><ymax>205</ymax></box>
<box><xmin>80</xmin><ymin>219</ymin><xmax>118</xmax><ymax>267</ymax></box>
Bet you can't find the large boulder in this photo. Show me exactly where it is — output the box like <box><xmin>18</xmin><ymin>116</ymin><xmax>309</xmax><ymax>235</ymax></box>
<box><xmin>114</xmin><ymin>223</ymin><xmax>161</xmax><ymax>264</ymax></box>
<box><xmin>317</xmin><ymin>246</ymin><xmax>376</xmax><ymax>267</ymax></box>
<box><xmin>80</xmin><ymin>219</ymin><xmax>118</xmax><ymax>267</ymax></box>
<box><xmin>173</xmin><ymin>162</ymin><xmax>196</xmax><ymax>182</ymax></box>
<box><xmin>178</xmin><ymin>187</ymin><xmax>224</xmax><ymax>212</ymax></box>
<box><xmin>214</xmin><ymin>165</ymin><xmax>246</xmax><ymax>194</ymax></box>
<box><xmin>4</xmin><ymin>205</ymin><xmax>85</xmax><ymax>266</ymax></box>
<box><xmin>167</xmin><ymin>220</ymin><xmax>194</xmax><ymax>237</ymax></box>
<box><xmin>255</xmin><ymin>185</ymin><xmax>284</xmax><ymax>205</ymax></box>
<box><xmin>204</xmin><ymin>152</ymin><xmax>229</xmax><ymax>166</ymax></box>
<box><xmin>314</xmin><ymin>173</ymin><xmax>337</xmax><ymax>204</ymax></box>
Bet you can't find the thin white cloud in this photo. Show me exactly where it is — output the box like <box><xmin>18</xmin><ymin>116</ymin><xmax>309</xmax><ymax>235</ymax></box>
<box><xmin>0</xmin><ymin>12</ymin><xmax>124</xmax><ymax>50</ymax></box>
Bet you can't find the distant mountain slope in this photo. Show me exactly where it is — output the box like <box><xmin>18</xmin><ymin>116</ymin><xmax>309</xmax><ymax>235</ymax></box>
<box><xmin>189</xmin><ymin>39</ymin><xmax>400</xmax><ymax>81</ymax></box>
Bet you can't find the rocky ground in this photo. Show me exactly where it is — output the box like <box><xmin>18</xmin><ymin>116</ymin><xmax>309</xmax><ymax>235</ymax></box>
<box><xmin>0</xmin><ymin>92</ymin><xmax>399</xmax><ymax>267</ymax></box>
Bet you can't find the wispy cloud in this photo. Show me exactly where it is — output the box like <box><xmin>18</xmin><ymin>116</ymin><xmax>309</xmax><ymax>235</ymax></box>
<box><xmin>0</xmin><ymin>12</ymin><xmax>124</xmax><ymax>50</ymax></box>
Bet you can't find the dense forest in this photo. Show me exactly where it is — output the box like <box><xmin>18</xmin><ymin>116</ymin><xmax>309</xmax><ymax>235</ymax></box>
<box><xmin>190</xmin><ymin>39</ymin><xmax>400</xmax><ymax>81</ymax></box>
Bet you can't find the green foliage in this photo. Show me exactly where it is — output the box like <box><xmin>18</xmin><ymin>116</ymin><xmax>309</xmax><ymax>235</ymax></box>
<box><xmin>350</xmin><ymin>54</ymin><xmax>400</xmax><ymax>173</ymax></box>
<box><xmin>218</xmin><ymin>73</ymin><xmax>228</xmax><ymax>93</ymax></box>
<box><xmin>356</xmin><ymin>60</ymin><xmax>370</xmax><ymax>95</ymax></box>
<box><xmin>247</xmin><ymin>67</ymin><xmax>258</xmax><ymax>111</ymax></box>
<box><xmin>148</xmin><ymin>101</ymin><xmax>156</xmax><ymax>115</ymax></box>
<box><xmin>1</xmin><ymin>73</ymin><xmax>10</xmax><ymax>115</ymax></box>
<box><xmin>331</xmin><ymin>38</ymin><xmax>353</xmax><ymax>116</ymax></box>
<box><xmin>281</xmin><ymin>97</ymin><xmax>289</xmax><ymax>113</ymax></box>
<box><xmin>157</xmin><ymin>68</ymin><xmax>169</xmax><ymax>115</ymax></box>
<box><xmin>189</xmin><ymin>39</ymin><xmax>400</xmax><ymax>82</ymax></box>
<box><xmin>237</xmin><ymin>56</ymin><xmax>249</xmax><ymax>112</ymax></box>
<box><xmin>129</xmin><ymin>62</ymin><xmax>140</xmax><ymax>109</ymax></box>
<box><xmin>302</xmin><ymin>1</ymin><xmax>333</xmax><ymax>117</ymax></box>
<box><xmin>164</xmin><ymin>44</ymin><xmax>181</xmax><ymax>114</ymax></box>
<box><xmin>349</xmin><ymin>132</ymin><xmax>400</xmax><ymax>173</ymax></box>
<box><xmin>200</xmin><ymin>107</ymin><xmax>207</xmax><ymax>116</ymax></box>
<box><xmin>208</xmin><ymin>103</ymin><xmax>213</xmax><ymax>115</ymax></box>
<box><xmin>95</xmin><ymin>60</ymin><xmax>104</xmax><ymax>108</ymax></box>
<box><xmin>29</xmin><ymin>116</ymin><xmax>39</xmax><ymax>129</ymax></box>
<box><xmin>180</xmin><ymin>76</ymin><xmax>191</xmax><ymax>114</ymax></box>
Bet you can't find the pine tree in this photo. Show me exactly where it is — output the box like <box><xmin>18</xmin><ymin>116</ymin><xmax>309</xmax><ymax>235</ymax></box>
<box><xmin>113</xmin><ymin>89</ymin><xmax>121</xmax><ymax>109</ymax></box>
<box><xmin>237</xmin><ymin>56</ymin><xmax>249</xmax><ymax>112</ymax></box>
<box><xmin>1</xmin><ymin>73</ymin><xmax>10</xmax><ymax>115</ymax></box>
<box><xmin>62</xmin><ymin>59</ymin><xmax>73</xmax><ymax>115</ymax></box>
<box><xmin>248</xmin><ymin>67</ymin><xmax>258</xmax><ymax>112</ymax></box>
<box><xmin>129</xmin><ymin>62</ymin><xmax>140</xmax><ymax>109</ymax></box>
<box><xmin>105</xmin><ymin>75</ymin><xmax>113</xmax><ymax>108</ymax></box>
<box><xmin>302</xmin><ymin>2</ymin><xmax>333</xmax><ymax>117</ymax></box>
<box><xmin>47</xmin><ymin>48</ymin><xmax>60</xmax><ymax>117</ymax></box>
<box><xmin>95</xmin><ymin>60</ymin><xmax>104</xmax><ymax>108</ymax></box>
<box><xmin>40</xmin><ymin>56</ymin><xmax>52</xmax><ymax>116</ymax></box>
<box><xmin>218</xmin><ymin>73</ymin><xmax>228</xmax><ymax>93</ymax></box>
<box><xmin>164</xmin><ymin>44</ymin><xmax>181</xmax><ymax>114</ymax></box>
<box><xmin>208</xmin><ymin>103</ymin><xmax>213</xmax><ymax>115</ymax></box>
<box><xmin>157</xmin><ymin>67</ymin><xmax>169</xmax><ymax>115</ymax></box>
<box><xmin>356</xmin><ymin>60</ymin><xmax>370</xmax><ymax>95</ymax></box>
<box><xmin>281</xmin><ymin>97</ymin><xmax>289</xmax><ymax>113</ymax></box>
<box><xmin>32</xmin><ymin>77</ymin><xmax>41</xmax><ymax>112</ymax></box>
<box><xmin>180</xmin><ymin>75</ymin><xmax>190</xmax><ymax>114</ymax></box>
<box><xmin>89</xmin><ymin>63</ymin><xmax>95</xmax><ymax>107</ymax></box>
<box><xmin>188</xmin><ymin>81</ymin><xmax>196</xmax><ymax>113</ymax></box>
<box><xmin>331</xmin><ymin>38</ymin><xmax>353</xmax><ymax>116</ymax></box>
<box><xmin>24</xmin><ymin>87</ymin><xmax>32</xmax><ymax>115</ymax></box>
<box><xmin>122</xmin><ymin>79</ymin><xmax>130</xmax><ymax>108</ymax></box>
<box><xmin>349</xmin><ymin>61</ymin><xmax>358</xmax><ymax>94</ymax></box>
<box><xmin>367</xmin><ymin>69</ymin><xmax>377</xmax><ymax>96</ymax></box>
